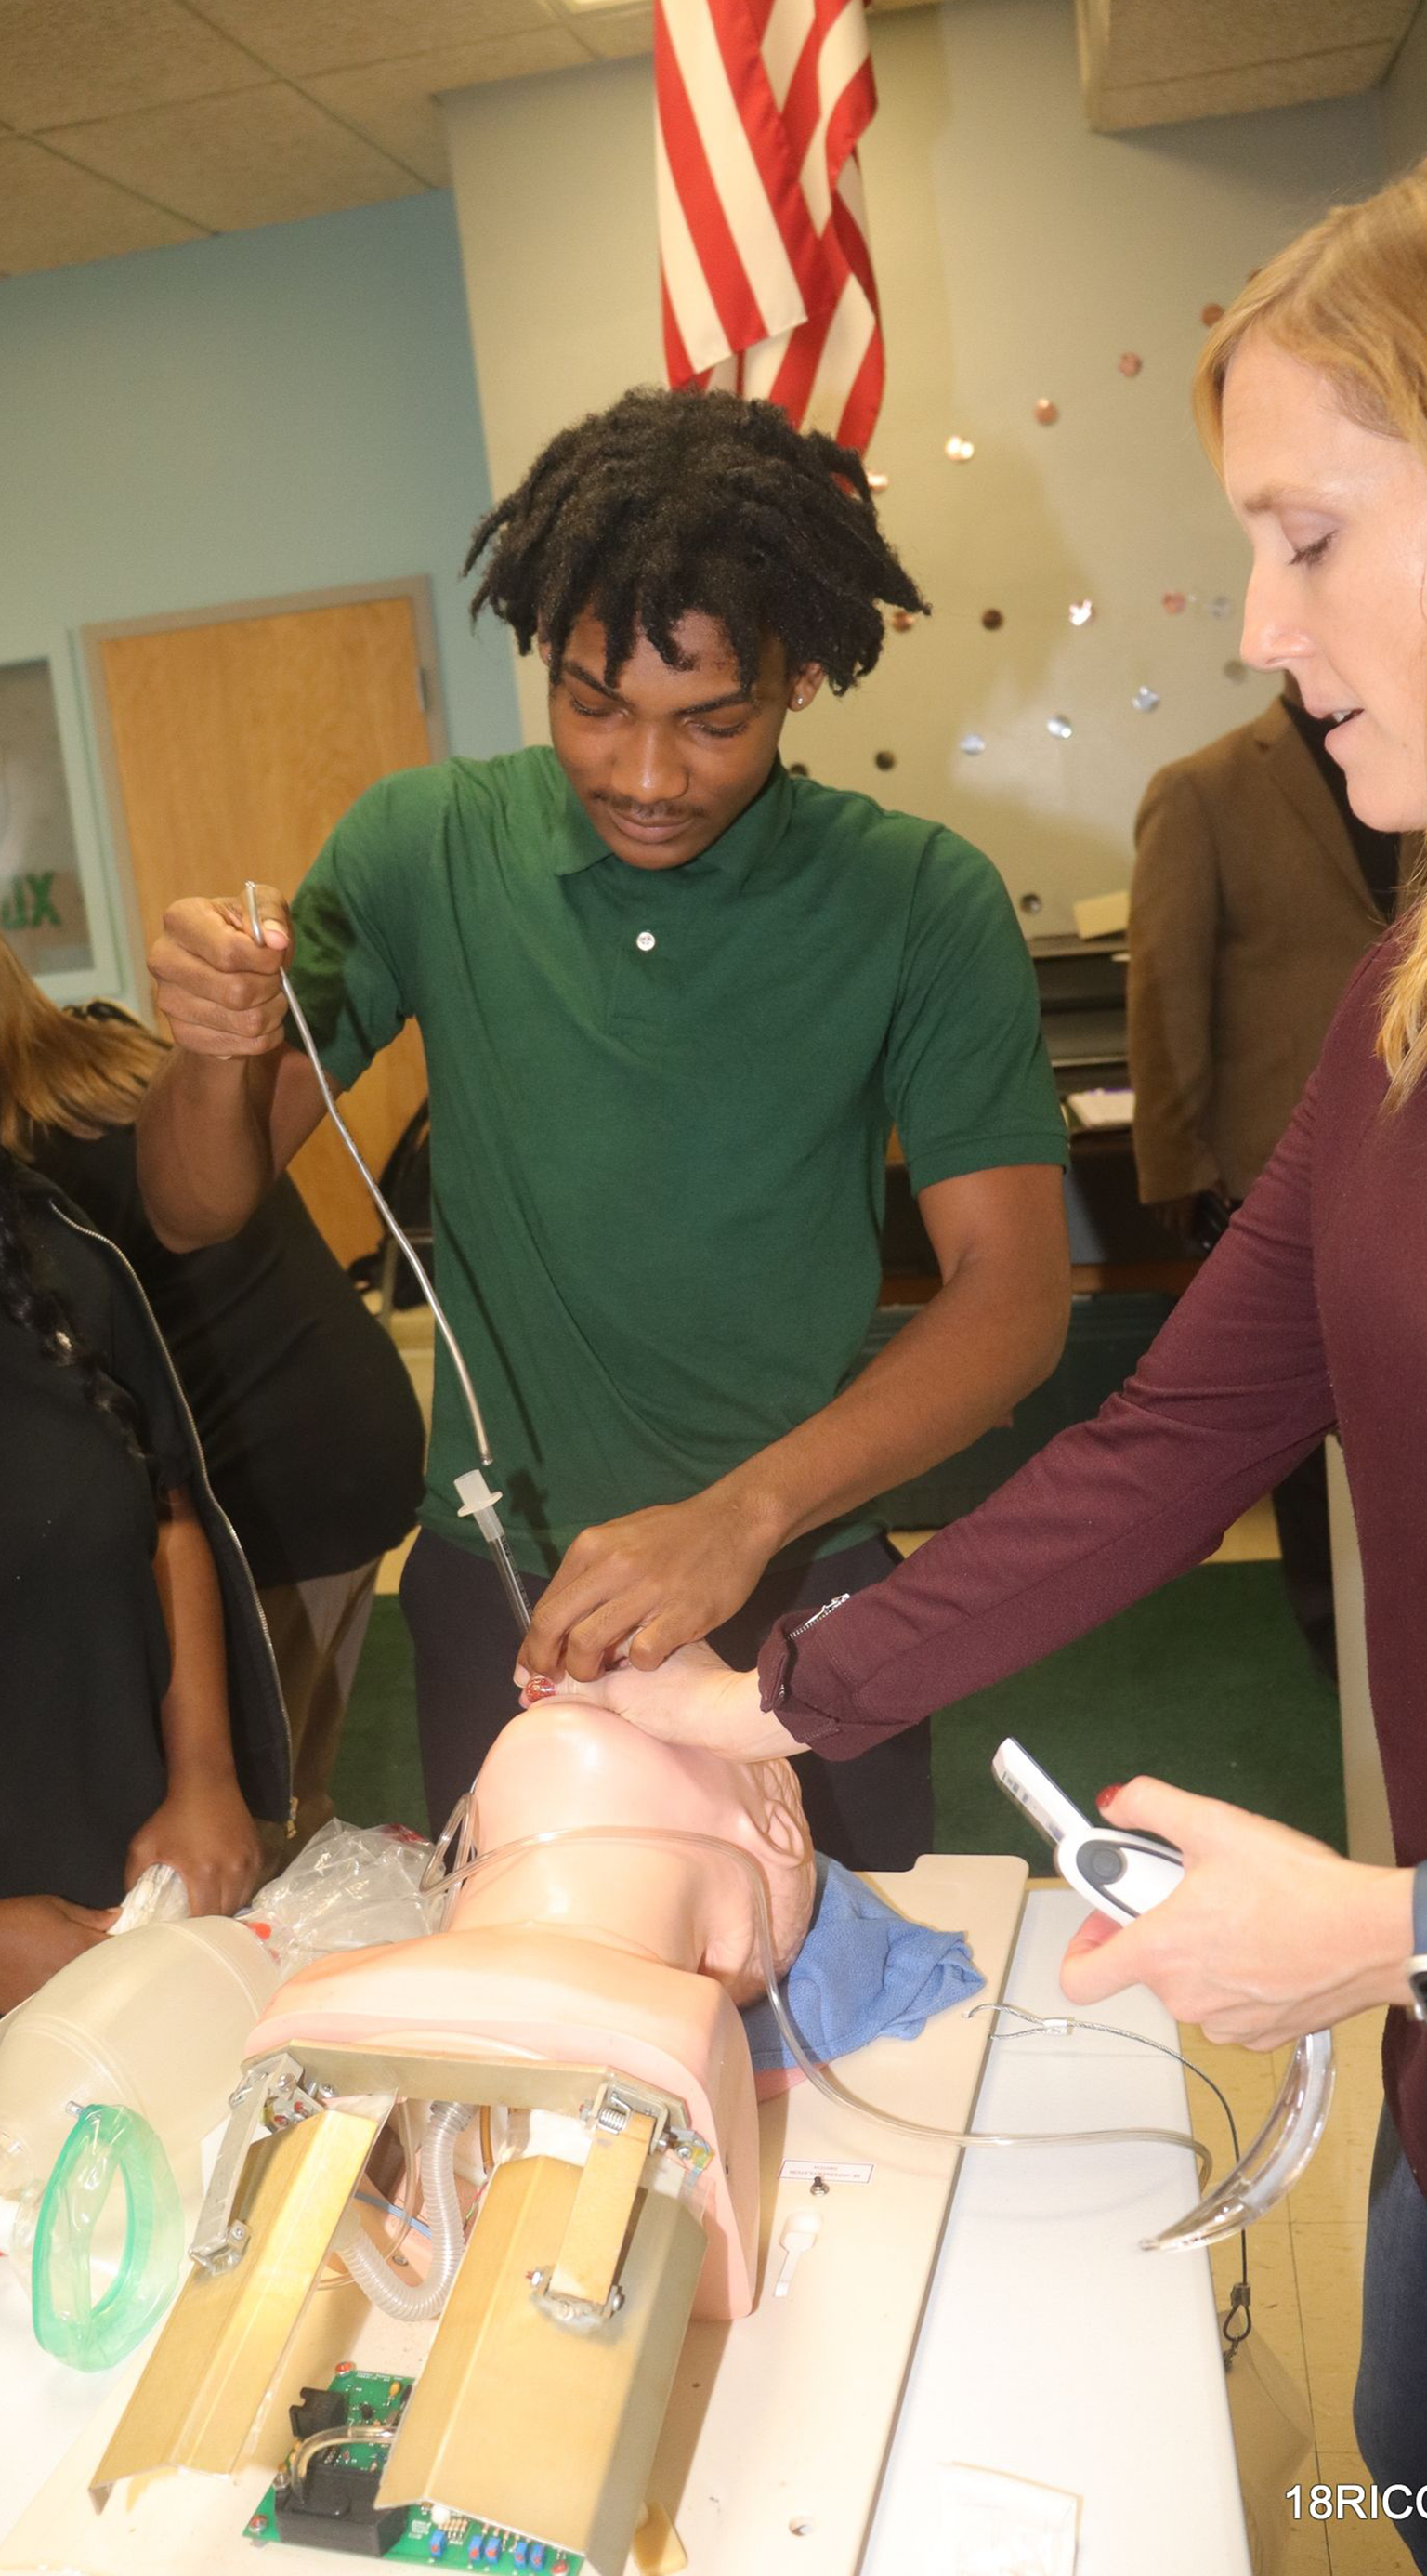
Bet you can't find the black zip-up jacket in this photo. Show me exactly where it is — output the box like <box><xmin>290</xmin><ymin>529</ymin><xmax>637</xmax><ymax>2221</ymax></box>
<box><xmin>14</xmin><ymin>1167</ymin><xmax>291</xmax><ymax>1836</ymax></box>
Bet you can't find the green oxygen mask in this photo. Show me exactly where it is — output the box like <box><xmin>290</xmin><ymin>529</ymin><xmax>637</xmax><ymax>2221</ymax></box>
<box><xmin>25</xmin><ymin>2103</ymin><xmax>183</xmax><ymax>2371</ymax></box>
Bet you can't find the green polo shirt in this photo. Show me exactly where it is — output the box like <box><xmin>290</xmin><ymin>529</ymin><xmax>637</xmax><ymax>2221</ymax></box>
<box><xmin>288</xmin><ymin>747</ymin><xmax>1066</xmax><ymax>1575</ymax></box>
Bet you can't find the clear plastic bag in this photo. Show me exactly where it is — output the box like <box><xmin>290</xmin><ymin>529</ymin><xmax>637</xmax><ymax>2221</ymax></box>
<box><xmin>107</xmin><ymin>1862</ymin><xmax>190</xmax><ymax>1935</ymax></box>
<box><xmin>240</xmin><ymin>1820</ymin><xmax>441</xmax><ymax>1978</ymax></box>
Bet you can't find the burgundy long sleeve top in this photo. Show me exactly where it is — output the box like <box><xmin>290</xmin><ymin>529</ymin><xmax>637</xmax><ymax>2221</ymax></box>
<box><xmin>759</xmin><ymin>939</ymin><xmax>1427</xmax><ymax>2178</ymax></box>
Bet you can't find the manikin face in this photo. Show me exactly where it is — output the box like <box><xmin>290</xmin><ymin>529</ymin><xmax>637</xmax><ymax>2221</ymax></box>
<box><xmin>543</xmin><ymin>609</ymin><xmax>823</xmax><ymax>872</ymax></box>
<box><xmin>1223</xmin><ymin>333</ymin><xmax>1427</xmax><ymax>834</ymax></box>
<box><xmin>469</xmin><ymin>1702</ymin><xmax>817</xmax><ymax>2003</ymax></box>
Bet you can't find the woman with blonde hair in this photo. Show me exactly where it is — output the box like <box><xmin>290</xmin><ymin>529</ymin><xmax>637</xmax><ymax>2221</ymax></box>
<box><xmin>0</xmin><ymin>940</ymin><xmax>424</xmax><ymax>1853</ymax></box>
<box><xmin>0</xmin><ymin>937</ymin><xmax>165</xmax><ymax>1154</ymax></box>
<box><xmin>550</xmin><ymin>158</ymin><xmax>1427</xmax><ymax>2546</ymax></box>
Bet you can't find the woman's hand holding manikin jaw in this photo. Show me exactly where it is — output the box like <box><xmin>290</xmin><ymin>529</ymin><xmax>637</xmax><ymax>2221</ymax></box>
<box><xmin>517</xmin><ymin>1639</ymin><xmax>790</xmax><ymax>1763</ymax></box>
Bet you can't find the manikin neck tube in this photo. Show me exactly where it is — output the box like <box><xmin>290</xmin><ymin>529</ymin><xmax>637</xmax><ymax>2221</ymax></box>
<box><xmin>423</xmin><ymin>1819</ymin><xmax>1211</xmax><ymax>2186</ymax></box>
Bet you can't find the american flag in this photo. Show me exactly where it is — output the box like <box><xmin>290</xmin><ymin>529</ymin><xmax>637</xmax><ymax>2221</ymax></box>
<box><xmin>655</xmin><ymin>0</ymin><xmax>884</xmax><ymax>453</ymax></box>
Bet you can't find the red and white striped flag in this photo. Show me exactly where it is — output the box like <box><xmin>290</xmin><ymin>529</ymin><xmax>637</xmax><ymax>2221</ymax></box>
<box><xmin>655</xmin><ymin>0</ymin><xmax>884</xmax><ymax>454</ymax></box>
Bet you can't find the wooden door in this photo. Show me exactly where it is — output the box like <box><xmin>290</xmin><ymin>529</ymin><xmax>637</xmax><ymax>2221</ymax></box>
<box><xmin>93</xmin><ymin>588</ymin><xmax>437</xmax><ymax>1267</ymax></box>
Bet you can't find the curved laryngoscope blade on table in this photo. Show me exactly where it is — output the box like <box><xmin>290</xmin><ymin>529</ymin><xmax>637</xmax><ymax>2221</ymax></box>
<box><xmin>992</xmin><ymin>1737</ymin><xmax>1338</xmax><ymax>2250</ymax></box>
<box><xmin>1142</xmin><ymin>2027</ymin><xmax>1336</xmax><ymax>2253</ymax></box>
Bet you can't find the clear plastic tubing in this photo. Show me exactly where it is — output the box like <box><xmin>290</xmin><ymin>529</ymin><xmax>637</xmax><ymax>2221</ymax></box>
<box><xmin>335</xmin><ymin>2101</ymin><xmax>472</xmax><ymax>2321</ymax></box>
<box><xmin>423</xmin><ymin>1821</ymin><xmax>1211</xmax><ymax>2183</ymax></box>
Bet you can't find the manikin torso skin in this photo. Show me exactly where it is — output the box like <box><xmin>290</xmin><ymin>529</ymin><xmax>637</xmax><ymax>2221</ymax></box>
<box><xmin>247</xmin><ymin>1704</ymin><xmax>818</xmax><ymax>2319</ymax></box>
<box><xmin>458</xmin><ymin>1702</ymin><xmax>816</xmax><ymax>2005</ymax></box>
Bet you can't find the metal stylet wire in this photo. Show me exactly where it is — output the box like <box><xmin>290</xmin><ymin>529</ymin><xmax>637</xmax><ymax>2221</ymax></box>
<box><xmin>242</xmin><ymin>880</ymin><xmax>533</xmax><ymax>1641</ymax></box>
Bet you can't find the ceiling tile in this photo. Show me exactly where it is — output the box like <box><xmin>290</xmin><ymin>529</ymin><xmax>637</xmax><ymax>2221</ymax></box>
<box><xmin>1092</xmin><ymin>39</ymin><xmax>1396</xmax><ymax>128</ymax></box>
<box><xmin>0</xmin><ymin>0</ymin><xmax>268</xmax><ymax>133</ymax></box>
<box><xmin>1104</xmin><ymin>0</ymin><xmax>1408</xmax><ymax>86</ymax></box>
<box><xmin>571</xmin><ymin>7</ymin><xmax>653</xmax><ymax>59</ymax></box>
<box><xmin>0</xmin><ymin>135</ymin><xmax>203</xmax><ymax>272</ymax></box>
<box><xmin>187</xmin><ymin>0</ymin><xmax>559</xmax><ymax>78</ymax></box>
<box><xmin>305</xmin><ymin>30</ymin><xmax>589</xmax><ymax>184</ymax></box>
<box><xmin>43</xmin><ymin>85</ymin><xmax>425</xmax><ymax>230</ymax></box>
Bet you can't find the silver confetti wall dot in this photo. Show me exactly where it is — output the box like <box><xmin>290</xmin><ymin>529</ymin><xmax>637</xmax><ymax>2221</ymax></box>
<box><xmin>959</xmin><ymin>731</ymin><xmax>987</xmax><ymax>756</ymax></box>
<box><xmin>1223</xmin><ymin>659</ymin><xmax>1249</xmax><ymax>682</ymax></box>
<box><xmin>945</xmin><ymin>435</ymin><xmax>976</xmax><ymax>462</ymax></box>
<box><xmin>1132</xmin><ymin>686</ymin><xmax>1160</xmax><ymax>713</ymax></box>
<box><xmin>1047</xmin><ymin>715</ymin><xmax>1074</xmax><ymax>739</ymax></box>
<box><xmin>1019</xmin><ymin>891</ymin><xmax>1044</xmax><ymax>915</ymax></box>
<box><xmin>1068</xmin><ymin>598</ymin><xmax>1094</xmax><ymax>626</ymax></box>
<box><xmin>1209</xmin><ymin>595</ymin><xmax>1233</xmax><ymax>618</ymax></box>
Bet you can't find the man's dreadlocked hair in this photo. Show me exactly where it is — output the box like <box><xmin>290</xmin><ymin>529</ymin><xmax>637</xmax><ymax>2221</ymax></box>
<box><xmin>464</xmin><ymin>387</ymin><xmax>927</xmax><ymax>692</ymax></box>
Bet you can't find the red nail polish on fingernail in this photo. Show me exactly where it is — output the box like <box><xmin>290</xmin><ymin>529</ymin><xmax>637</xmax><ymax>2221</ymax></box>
<box><xmin>1095</xmin><ymin>1784</ymin><xmax>1123</xmax><ymax>1807</ymax></box>
<box><xmin>524</xmin><ymin>1676</ymin><xmax>556</xmax><ymax>1700</ymax></box>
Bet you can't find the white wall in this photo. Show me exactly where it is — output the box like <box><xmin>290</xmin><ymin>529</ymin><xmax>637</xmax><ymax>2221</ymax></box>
<box><xmin>444</xmin><ymin>0</ymin><xmax>1381</xmax><ymax>929</ymax></box>
<box><xmin>1385</xmin><ymin>0</ymin><xmax>1427</xmax><ymax>170</ymax></box>
<box><xmin>443</xmin><ymin>59</ymin><xmax>661</xmax><ymax>746</ymax></box>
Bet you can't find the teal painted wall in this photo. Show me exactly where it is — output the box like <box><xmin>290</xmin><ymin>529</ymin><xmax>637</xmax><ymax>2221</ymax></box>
<box><xmin>0</xmin><ymin>190</ymin><xmax>518</xmax><ymax>1006</ymax></box>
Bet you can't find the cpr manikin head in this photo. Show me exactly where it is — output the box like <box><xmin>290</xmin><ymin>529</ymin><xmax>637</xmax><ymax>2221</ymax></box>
<box><xmin>458</xmin><ymin>1702</ymin><xmax>816</xmax><ymax>2007</ymax></box>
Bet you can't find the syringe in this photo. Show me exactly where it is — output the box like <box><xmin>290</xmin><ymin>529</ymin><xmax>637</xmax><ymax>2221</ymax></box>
<box><xmin>242</xmin><ymin>881</ymin><xmax>533</xmax><ymax>1642</ymax></box>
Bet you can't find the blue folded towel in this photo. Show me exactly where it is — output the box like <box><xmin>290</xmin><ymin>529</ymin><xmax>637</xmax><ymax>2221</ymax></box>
<box><xmin>740</xmin><ymin>1855</ymin><xmax>985</xmax><ymax>2073</ymax></box>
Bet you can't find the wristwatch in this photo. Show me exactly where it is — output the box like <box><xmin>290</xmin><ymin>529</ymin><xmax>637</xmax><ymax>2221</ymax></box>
<box><xmin>1405</xmin><ymin>1861</ymin><xmax>1427</xmax><ymax>2021</ymax></box>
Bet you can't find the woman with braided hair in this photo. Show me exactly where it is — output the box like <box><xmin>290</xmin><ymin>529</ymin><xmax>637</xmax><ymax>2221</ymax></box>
<box><xmin>0</xmin><ymin>1136</ymin><xmax>289</xmax><ymax>2008</ymax></box>
<box><xmin>0</xmin><ymin>936</ymin><xmax>423</xmax><ymax>1860</ymax></box>
<box><xmin>137</xmin><ymin>384</ymin><xmax>1070</xmax><ymax>1869</ymax></box>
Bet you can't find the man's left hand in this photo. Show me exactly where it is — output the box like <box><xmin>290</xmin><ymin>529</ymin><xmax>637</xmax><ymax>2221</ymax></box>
<box><xmin>125</xmin><ymin>1770</ymin><xmax>264</xmax><ymax>1917</ymax></box>
<box><xmin>520</xmin><ymin>1491</ymin><xmax>777</xmax><ymax>1682</ymax></box>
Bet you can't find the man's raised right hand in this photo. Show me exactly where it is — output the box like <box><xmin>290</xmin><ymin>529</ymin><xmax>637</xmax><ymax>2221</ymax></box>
<box><xmin>148</xmin><ymin>885</ymin><xmax>292</xmax><ymax>1058</ymax></box>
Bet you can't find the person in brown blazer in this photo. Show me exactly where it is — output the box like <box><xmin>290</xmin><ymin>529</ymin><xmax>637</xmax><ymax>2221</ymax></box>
<box><xmin>1130</xmin><ymin>680</ymin><xmax>1397</xmax><ymax>1216</ymax></box>
<box><xmin>1128</xmin><ymin>677</ymin><xmax>1399</xmax><ymax>1675</ymax></box>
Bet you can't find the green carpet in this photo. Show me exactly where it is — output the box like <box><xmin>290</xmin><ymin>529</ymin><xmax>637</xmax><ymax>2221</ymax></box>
<box><xmin>331</xmin><ymin>1598</ymin><xmax>428</xmax><ymax>1834</ymax></box>
<box><xmin>333</xmin><ymin>1562</ymin><xmax>1345</xmax><ymax>1864</ymax></box>
<box><xmin>927</xmin><ymin>1559</ymin><xmax>1344</xmax><ymax>1870</ymax></box>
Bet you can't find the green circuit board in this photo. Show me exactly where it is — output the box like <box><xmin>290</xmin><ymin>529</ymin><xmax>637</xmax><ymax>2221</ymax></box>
<box><xmin>242</xmin><ymin>2369</ymin><xmax>583</xmax><ymax>2570</ymax></box>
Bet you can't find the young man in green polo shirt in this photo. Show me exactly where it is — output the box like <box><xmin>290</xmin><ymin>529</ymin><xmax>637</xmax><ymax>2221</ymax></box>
<box><xmin>138</xmin><ymin>388</ymin><xmax>1070</xmax><ymax>1870</ymax></box>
